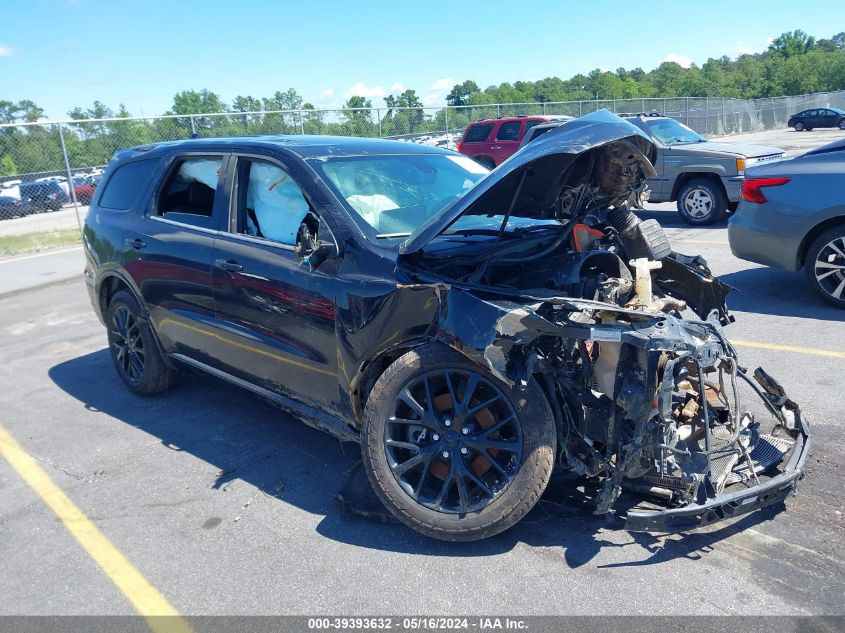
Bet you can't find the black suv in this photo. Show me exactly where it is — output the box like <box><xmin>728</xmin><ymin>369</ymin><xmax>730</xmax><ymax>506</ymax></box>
<box><xmin>84</xmin><ymin>114</ymin><xmax>809</xmax><ymax>541</ymax></box>
<box><xmin>20</xmin><ymin>180</ymin><xmax>67</xmax><ymax>212</ymax></box>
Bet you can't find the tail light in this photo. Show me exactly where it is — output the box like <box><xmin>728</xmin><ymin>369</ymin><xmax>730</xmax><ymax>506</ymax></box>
<box><xmin>456</xmin><ymin>141</ymin><xmax>464</xmax><ymax>153</ymax></box>
<box><xmin>741</xmin><ymin>177</ymin><xmax>790</xmax><ymax>204</ymax></box>
<box><xmin>48</xmin><ymin>193</ymin><xmax>59</xmax><ymax>199</ymax></box>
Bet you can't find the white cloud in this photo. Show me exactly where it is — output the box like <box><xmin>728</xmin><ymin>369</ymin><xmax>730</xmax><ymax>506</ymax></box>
<box><xmin>343</xmin><ymin>82</ymin><xmax>386</xmax><ymax>100</ymax></box>
<box><xmin>316</xmin><ymin>88</ymin><xmax>334</xmax><ymax>104</ymax></box>
<box><xmin>0</xmin><ymin>44</ymin><xmax>14</xmax><ymax>57</ymax></box>
<box><xmin>390</xmin><ymin>83</ymin><xmax>406</xmax><ymax>93</ymax></box>
<box><xmin>661</xmin><ymin>53</ymin><xmax>692</xmax><ymax>68</ymax></box>
<box><xmin>430</xmin><ymin>76</ymin><xmax>454</xmax><ymax>91</ymax></box>
<box><xmin>421</xmin><ymin>92</ymin><xmax>443</xmax><ymax>107</ymax></box>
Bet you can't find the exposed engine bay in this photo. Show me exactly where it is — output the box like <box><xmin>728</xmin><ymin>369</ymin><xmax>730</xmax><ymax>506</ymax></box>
<box><xmin>398</xmin><ymin>125</ymin><xmax>810</xmax><ymax>531</ymax></box>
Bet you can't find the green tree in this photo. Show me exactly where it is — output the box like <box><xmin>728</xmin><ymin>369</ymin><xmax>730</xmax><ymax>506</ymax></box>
<box><xmin>769</xmin><ymin>30</ymin><xmax>816</xmax><ymax>57</ymax></box>
<box><xmin>446</xmin><ymin>80</ymin><xmax>480</xmax><ymax>106</ymax></box>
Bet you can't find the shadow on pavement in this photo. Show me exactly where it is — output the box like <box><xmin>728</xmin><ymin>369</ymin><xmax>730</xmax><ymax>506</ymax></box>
<box><xmin>719</xmin><ymin>266</ymin><xmax>845</xmax><ymax>321</ymax></box>
<box><xmin>49</xmin><ymin>349</ymin><xmax>773</xmax><ymax>567</ymax></box>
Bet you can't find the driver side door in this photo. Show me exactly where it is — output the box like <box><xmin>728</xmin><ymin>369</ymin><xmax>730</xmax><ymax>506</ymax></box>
<box><xmin>210</xmin><ymin>153</ymin><xmax>344</xmax><ymax>416</ymax></box>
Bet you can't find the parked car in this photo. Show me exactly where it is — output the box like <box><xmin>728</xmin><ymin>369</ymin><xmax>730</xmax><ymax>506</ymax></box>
<box><xmin>729</xmin><ymin>137</ymin><xmax>845</xmax><ymax>308</ymax></box>
<box><xmin>74</xmin><ymin>177</ymin><xmax>99</xmax><ymax>205</ymax></box>
<box><xmin>522</xmin><ymin>113</ymin><xmax>785</xmax><ymax>225</ymax></box>
<box><xmin>0</xmin><ymin>195</ymin><xmax>31</xmax><ymax>220</ymax></box>
<box><xmin>20</xmin><ymin>180</ymin><xmax>67</xmax><ymax>212</ymax></box>
<box><xmin>84</xmin><ymin>113</ymin><xmax>808</xmax><ymax>541</ymax></box>
<box><xmin>35</xmin><ymin>175</ymin><xmax>71</xmax><ymax>198</ymax></box>
<box><xmin>457</xmin><ymin>115</ymin><xmax>573</xmax><ymax>169</ymax></box>
<box><xmin>787</xmin><ymin>107</ymin><xmax>845</xmax><ymax>132</ymax></box>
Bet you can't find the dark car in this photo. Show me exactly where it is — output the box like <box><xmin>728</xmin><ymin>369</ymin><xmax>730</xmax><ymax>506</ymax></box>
<box><xmin>729</xmin><ymin>137</ymin><xmax>845</xmax><ymax>307</ymax></box>
<box><xmin>0</xmin><ymin>195</ymin><xmax>32</xmax><ymax>220</ymax></box>
<box><xmin>84</xmin><ymin>112</ymin><xmax>809</xmax><ymax>541</ymax></box>
<box><xmin>457</xmin><ymin>115</ymin><xmax>572</xmax><ymax>168</ymax></box>
<box><xmin>20</xmin><ymin>180</ymin><xmax>67</xmax><ymax>212</ymax></box>
<box><xmin>787</xmin><ymin>107</ymin><xmax>845</xmax><ymax>132</ymax></box>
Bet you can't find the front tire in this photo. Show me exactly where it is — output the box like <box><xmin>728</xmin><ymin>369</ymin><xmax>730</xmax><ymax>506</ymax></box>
<box><xmin>793</xmin><ymin>121</ymin><xmax>805</xmax><ymax>132</ymax></box>
<box><xmin>677</xmin><ymin>178</ymin><xmax>727</xmax><ymax>225</ymax></box>
<box><xmin>106</xmin><ymin>290</ymin><xmax>177</xmax><ymax>395</ymax></box>
<box><xmin>805</xmin><ymin>227</ymin><xmax>845</xmax><ymax>309</ymax></box>
<box><xmin>361</xmin><ymin>344</ymin><xmax>556</xmax><ymax>541</ymax></box>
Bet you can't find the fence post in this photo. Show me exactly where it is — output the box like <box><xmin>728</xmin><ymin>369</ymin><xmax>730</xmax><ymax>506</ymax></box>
<box><xmin>579</xmin><ymin>101</ymin><xmax>582</xmax><ymax>117</ymax></box>
<box><xmin>377</xmin><ymin>109</ymin><xmax>382</xmax><ymax>138</ymax></box>
<box><xmin>685</xmin><ymin>98</ymin><xmax>690</xmax><ymax>126</ymax></box>
<box><xmin>189</xmin><ymin>115</ymin><xmax>197</xmax><ymax>136</ymax></box>
<box><xmin>444</xmin><ymin>106</ymin><xmax>449</xmax><ymax>135</ymax></box>
<box><xmin>58</xmin><ymin>123</ymin><xmax>83</xmax><ymax>235</ymax></box>
<box><xmin>496</xmin><ymin>104</ymin><xmax>501</xmax><ymax>117</ymax></box>
<box><xmin>543</xmin><ymin>102</ymin><xmax>547</xmax><ymax>115</ymax></box>
<box><xmin>299</xmin><ymin>111</ymin><xmax>305</xmax><ymax>135</ymax></box>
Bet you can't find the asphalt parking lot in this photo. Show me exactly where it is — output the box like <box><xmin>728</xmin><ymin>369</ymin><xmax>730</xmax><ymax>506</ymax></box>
<box><xmin>1</xmin><ymin>128</ymin><xmax>844</xmax><ymax>618</ymax></box>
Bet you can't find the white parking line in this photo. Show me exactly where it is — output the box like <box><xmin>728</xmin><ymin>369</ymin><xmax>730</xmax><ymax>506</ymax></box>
<box><xmin>0</xmin><ymin>245</ymin><xmax>83</xmax><ymax>265</ymax></box>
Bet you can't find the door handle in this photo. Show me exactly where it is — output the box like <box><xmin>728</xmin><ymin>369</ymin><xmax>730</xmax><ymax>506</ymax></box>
<box><xmin>491</xmin><ymin>145</ymin><xmax>502</xmax><ymax>150</ymax></box>
<box><xmin>125</xmin><ymin>238</ymin><xmax>146</xmax><ymax>250</ymax></box>
<box><xmin>215</xmin><ymin>258</ymin><xmax>243</xmax><ymax>272</ymax></box>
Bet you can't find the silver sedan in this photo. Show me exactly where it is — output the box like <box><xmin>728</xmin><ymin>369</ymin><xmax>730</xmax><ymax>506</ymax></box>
<box><xmin>729</xmin><ymin>138</ymin><xmax>845</xmax><ymax>308</ymax></box>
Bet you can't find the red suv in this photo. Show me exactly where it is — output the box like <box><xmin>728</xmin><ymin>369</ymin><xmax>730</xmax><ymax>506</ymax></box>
<box><xmin>457</xmin><ymin>115</ymin><xmax>572</xmax><ymax>168</ymax></box>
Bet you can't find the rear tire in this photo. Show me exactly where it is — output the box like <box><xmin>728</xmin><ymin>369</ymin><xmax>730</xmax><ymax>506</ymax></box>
<box><xmin>361</xmin><ymin>344</ymin><xmax>556</xmax><ymax>541</ymax></box>
<box><xmin>838</xmin><ymin>119</ymin><xmax>845</xmax><ymax>130</ymax></box>
<box><xmin>805</xmin><ymin>226</ymin><xmax>845</xmax><ymax>309</ymax></box>
<box><xmin>677</xmin><ymin>178</ymin><xmax>727</xmax><ymax>226</ymax></box>
<box><xmin>106</xmin><ymin>290</ymin><xmax>177</xmax><ymax>395</ymax></box>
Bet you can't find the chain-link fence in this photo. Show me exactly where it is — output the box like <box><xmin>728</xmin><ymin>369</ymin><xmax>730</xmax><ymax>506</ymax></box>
<box><xmin>2</xmin><ymin>90</ymin><xmax>844</xmax><ymax>213</ymax></box>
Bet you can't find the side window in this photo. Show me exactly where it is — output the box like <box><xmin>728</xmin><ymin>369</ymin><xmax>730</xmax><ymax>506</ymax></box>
<box><xmin>156</xmin><ymin>157</ymin><xmax>223</xmax><ymax>228</ymax></box>
<box><xmin>98</xmin><ymin>159</ymin><xmax>159</xmax><ymax>210</ymax></box>
<box><xmin>496</xmin><ymin>121</ymin><xmax>522</xmax><ymax>141</ymax></box>
<box><xmin>524</xmin><ymin>120</ymin><xmax>545</xmax><ymax>133</ymax></box>
<box><xmin>463</xmin><ymin>123</ymin><xmax>493</xmax><ymax>143</ymax></box>
<box><xmin>234</xmin><ymin>158</ymin><xmax>312</xmax><ymax>246</ymax></box>
<box><xmin>805</xmin><ymin>110</ymin><xmax>818</xmax><ymax>117</ymax></box>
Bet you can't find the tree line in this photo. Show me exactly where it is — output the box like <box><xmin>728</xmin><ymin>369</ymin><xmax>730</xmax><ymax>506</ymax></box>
<box><xmin>1</xmin><ymin>30</ymin><xmax>843</xmax><ymax>178</ymax></box>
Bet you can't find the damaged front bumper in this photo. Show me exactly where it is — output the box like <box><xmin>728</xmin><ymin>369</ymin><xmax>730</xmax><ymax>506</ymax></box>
<box><xmin>625</xmin><ymin>414</ymin><xmax>811</xmax><ymax>532</ymax></box>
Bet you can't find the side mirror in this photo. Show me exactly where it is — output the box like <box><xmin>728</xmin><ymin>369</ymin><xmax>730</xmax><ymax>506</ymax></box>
<box><xmin>295</xmin><ymin>215</ymin><xmax>338</xmax><ymax>269</ymax></box>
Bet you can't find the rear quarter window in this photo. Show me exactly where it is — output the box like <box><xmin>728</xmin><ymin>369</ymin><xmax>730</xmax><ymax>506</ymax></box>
<box><xmin>98</xmin><ymin>159</ymin><xmax>160</xmax><ymax>210</ymax></box>
<box><xmin>463</xmin><ymin>123</ymin><xmax>494</xmax><ymax>143</ymax></box>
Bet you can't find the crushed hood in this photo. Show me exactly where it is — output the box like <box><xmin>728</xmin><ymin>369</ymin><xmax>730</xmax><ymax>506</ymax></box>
<box><xmin>400</xmin><ymin>110</ymin><xmax>657</xmax><ymax>255</ymax></box>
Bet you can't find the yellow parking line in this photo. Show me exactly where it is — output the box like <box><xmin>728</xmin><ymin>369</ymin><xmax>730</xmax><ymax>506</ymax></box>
<box><xmin>732</xmin><ymin>339</ymin><xmax>845</xmax><ymax>359</ymax></box>
<box><xmin>0</xmin><ymin>425</ymin><xmax>192</xmax><ymax>633</ymax></box>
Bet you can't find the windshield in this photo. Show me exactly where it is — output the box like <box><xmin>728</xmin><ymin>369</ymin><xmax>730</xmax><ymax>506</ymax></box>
<box><xmin>645</xmin><ymin>119</ymin><xmax>705</xmax><ymax>146</ymax></box>
<box><xmin>309</xmin><ymin>153</ymin><xmax>488</xmax><ymax>238</ymax></box>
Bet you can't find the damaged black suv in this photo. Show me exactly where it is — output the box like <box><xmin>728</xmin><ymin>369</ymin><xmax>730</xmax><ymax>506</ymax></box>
<box><xmin>83</xmin><ymin>111</ymin><xmax>810</xmax><ymax>541</ymax></box>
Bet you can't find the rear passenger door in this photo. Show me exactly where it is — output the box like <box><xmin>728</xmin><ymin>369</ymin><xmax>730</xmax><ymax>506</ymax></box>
<box><xmin>491</xmin><ymin>120</ymin><xmax>523</xmax><ymax>165</ymax></box>
<box><xmin>210</xmin><ymin>154</ymin><xmax>342</xmax><ymax>415</ymax></box>
<box><xmin>124</xmin><ymin>153</ymin><xmax>229</xmax><ymax>360</ymax></box>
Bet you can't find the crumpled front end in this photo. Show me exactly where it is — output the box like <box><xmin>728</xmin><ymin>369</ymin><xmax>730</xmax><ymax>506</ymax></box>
<box><xmin>428</xmin><ymin>277</ymin><xmax>811</xmax><ymax>530</ymax></box>
<box><xmin>397</xmin><ymin>111</ymin><xmax>810</xmax><ymax>531</ymax></box>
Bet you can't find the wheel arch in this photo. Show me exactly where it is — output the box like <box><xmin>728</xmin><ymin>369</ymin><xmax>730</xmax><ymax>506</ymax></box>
<box><xmin>349</xmin><ymin>337</ymin><xmax>439</xmax><ymax>423</ymax></box>
<box><xmin>671</xmin><ymin>172</ymin><xmax>726</xmax><ymax>201</ymax></box>
<box><xmin>796</xmin><ymin>216</ymin><xmax>845</xmax><ymax>270</ymax></box>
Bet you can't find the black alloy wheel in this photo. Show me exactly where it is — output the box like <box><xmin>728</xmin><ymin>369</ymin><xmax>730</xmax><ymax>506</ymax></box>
<box><xmin>110</xmin><ymin>305</ymin><xmax>145</xmax><ymax>384</ymax></box>
<box><xmin>361</xmin><ymin>344</ymin><xmax>555</xmax><ymax>541</ymax></box>
<box><xmin>106</xmin><ymin>290</ymin><xmax>177</xmax><ymax>395</ymax></box>
<box><xmin>384</xmin><ymin>369</ymin><xmax>522</xmax><ymax>514</ymax></box>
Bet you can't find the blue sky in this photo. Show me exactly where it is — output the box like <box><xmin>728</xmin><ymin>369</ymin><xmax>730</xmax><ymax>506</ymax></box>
<box><xmin>1</xmin><ymin>0</ymin><xmax>841</xmax><ymax>120</ymax></box>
